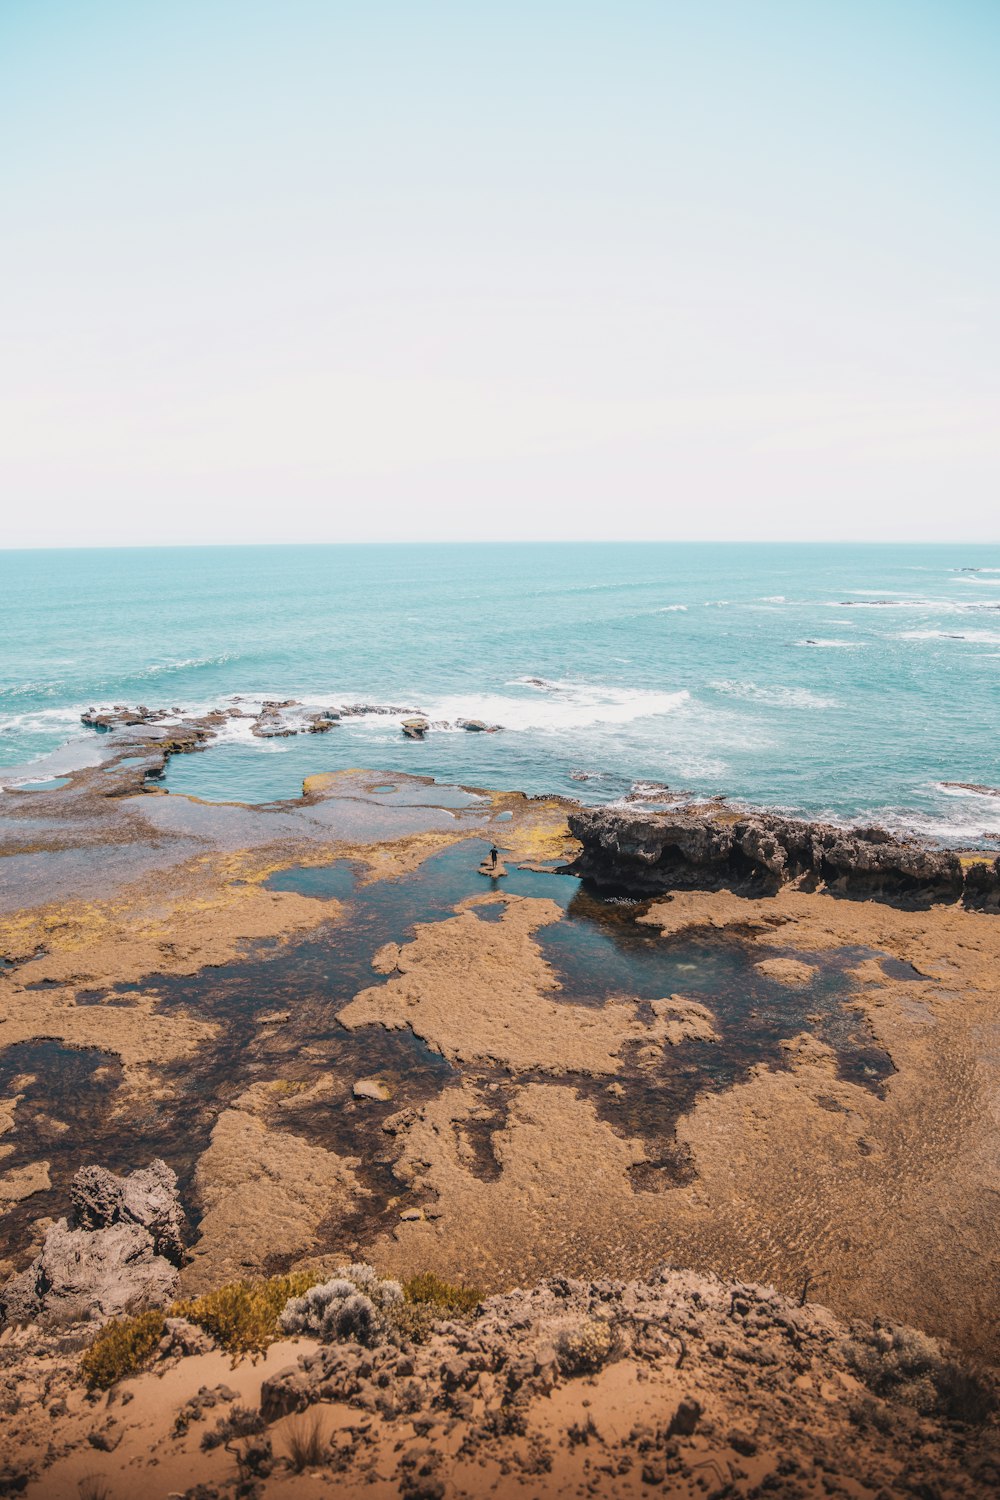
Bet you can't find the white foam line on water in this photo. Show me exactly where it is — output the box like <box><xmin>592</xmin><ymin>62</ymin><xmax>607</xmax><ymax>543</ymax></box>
<box><xmin>898</xmin><ymin>629</ymin><xmax>1000</xmax><ymax>645</ymax></box>
<box><xmin>709</xmin><ymin>681</ymin><xmax>840</xmax><ymax>710</ymax></box>
<box><xmin>422</xmin><ymin>684</ymin><xmax>692</xmax><ymax>732</ymax></box>
<box><xmin>935</xmin><ymin>782</ymin><xmax>1000</xmax><ymax>801</ymax></box>
<box><xmin>795</xmin><ymin>639</ymin><xmax>858</xmax><ymax>649</ymax></box>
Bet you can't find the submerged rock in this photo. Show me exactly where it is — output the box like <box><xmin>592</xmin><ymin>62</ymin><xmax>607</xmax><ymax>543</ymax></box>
<box><xmin>456</xmin><ymin>718</ymin><xmax>501</xmax><ymax>733</ymax></box>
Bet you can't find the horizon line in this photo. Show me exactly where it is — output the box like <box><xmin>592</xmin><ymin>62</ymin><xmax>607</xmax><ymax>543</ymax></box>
<box><xmin>2</xmin><ymin>538</ymin><xmax>999</xmax><ymax>554</ymax></box>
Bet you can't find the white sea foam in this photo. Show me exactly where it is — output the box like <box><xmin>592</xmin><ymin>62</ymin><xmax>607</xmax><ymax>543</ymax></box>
<box><xmin>132</xmin><ymin>653</ymin><xmax>237</xmax><ymax>678</ymax></box>
<box><xmin>654</xmin><ymin>604</ymin><xmax>687</xmax><ymax>612</ymax></box>
<box><xmin>709</xmin><ymin>681</ymin><xmax>839</xmax><ymax>710</ymax></box>
<box><xmin>424</xmin><ymin>683</ymin><xmax>691</xmax><ymax>733</ymax></box>
<box><xmin>898</xmin><ymin>629</ymin><xmax>1000</xmax><ymax>646</ymax></box>
<box><xmin>795</xmin><ymin>638</ymin><xmax>858</xmax><ymax>649</ymax></box>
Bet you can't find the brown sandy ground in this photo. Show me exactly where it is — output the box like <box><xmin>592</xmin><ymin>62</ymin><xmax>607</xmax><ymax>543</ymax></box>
<box><xmin>1</xmin><ymin>1269</ymin><xmax>996</xmax><ymax>1499</ymax></box>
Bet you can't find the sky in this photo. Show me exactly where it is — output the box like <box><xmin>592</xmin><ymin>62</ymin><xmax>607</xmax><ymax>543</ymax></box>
<box><xmin>1</xmin><ymin>0</ymin><xmax>998</xmax><ymax>546</ymax></box>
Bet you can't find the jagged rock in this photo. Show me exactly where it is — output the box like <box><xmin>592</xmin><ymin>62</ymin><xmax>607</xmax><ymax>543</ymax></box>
<box><xmin>0</xmin><ymin>1219</ymin><xmax>178</xmax><ymax>1327</ymax></box>
<box><xmin>568</xmin><ymin>804</ymin><xmax>981</xmax><ymax>905</ymax></box>
<box><xmin>963</xmin><ymin>857</ymin><xmax>1000</xmax><ymax>911</ymax></box>
<box><xmin>255</xmin><ymin>1263</ymin><xmax>996</xmax><ymax>1500</ymax></box>
<box><xmin>401</xmin><ymin>719</ymin><xmax>429</xmax><ymax>740</ymax></box>
<box><xmin>71</xmin><ymin>1159</ymin><xmax>184</xmax><ymax>1264</ymax></box>
<box><xmin>306</xmin><ymin>710</ymin><xmax>341</xmax><ymax>732</ymax></box>
<box><xmin>339</xmin><ymin>704</ymin><xmax>421</xmax><ymax>717</ymax></box>
<box><xmin>0</xmin><ymin>1160</ymin><xmax>185</xmax><ymax>1327</ymax></box>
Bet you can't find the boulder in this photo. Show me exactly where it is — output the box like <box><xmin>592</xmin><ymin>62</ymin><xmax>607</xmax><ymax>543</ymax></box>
<box><xmin>0</xmin><ymin>1160</ymin><xmax>185</xmax><ymax>1328</ymax></box>
<box><xmin>353</xmin><ymin>1078</ymin><xmax>392</xmax><ymax>1102</ymax></box>
<box><xmin>401</xmin><ymin>718</ymin><xmax>429</xmax><ymax>740</ymax></box>
<box><xmin>0</xmin><ymin>1219</ymin><xmax>178</xmax><ymax>1327</ymax></box>
<box><xmin>71</xmin><ymin>1159</ymin><xmax>185</xmax><ymax>1264</ymax></box>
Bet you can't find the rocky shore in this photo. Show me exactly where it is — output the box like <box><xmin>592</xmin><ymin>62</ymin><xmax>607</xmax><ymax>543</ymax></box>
<box><xmin>0</xmin><ymin>1166</ymin><xmax>996</xmax><ymax>1499</ymax></box>
<box><xmin>569</xmin><ymin>802</ymin><xmax>1000</xmax><ymax>906</ymax></box>
<box><xmin>2</xmin><ymin>748</ymin><xmax>999</xmax><ymax>1495</ymax></box>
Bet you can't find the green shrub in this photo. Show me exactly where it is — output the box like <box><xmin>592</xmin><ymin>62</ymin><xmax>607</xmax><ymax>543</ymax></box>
<box><xmin>554</xmin><ymin>1317</ymin><xmax>615</xmax><ymax>1376</ymax></box>
<box><xmin>403</xmin><ymin>1272</ymin><xmax>482</xmax><ymax>1318</ymax></box>
<box><xmin>172</xmin><ymin>1270</ymin><xmax>320</xmax><ymax>1358</ymax></box>
<box><xmin>79</xmin><ymin>1309</ymin><xmax>167</xmax><ymax>1389</ymax></box>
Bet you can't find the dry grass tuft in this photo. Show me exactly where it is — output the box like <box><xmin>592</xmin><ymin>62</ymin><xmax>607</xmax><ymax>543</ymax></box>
<box><xmin>284</xmin><ymin>1409</ymin><xmax>328</xmax><ymax>1472</ymax></box>
<box><xmin>78</xmin><ymin>1477</ymin><xmax>111</xmax><ymax>1500</ymax></box>
<box><xmin>403</xmin><ymin>1271</ymin><xmax>481</xmax><ymax>1318</ymax></box>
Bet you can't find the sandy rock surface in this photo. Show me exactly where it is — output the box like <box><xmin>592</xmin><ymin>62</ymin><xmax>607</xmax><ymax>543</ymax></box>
<box><xmin>339</xmin><ymin>895</ymin><xmax>715</xmax><ymax>1074</ymax></box>
<box><xmin>0</xmin><ymin>1269</ymin><xmax>995</xmax><ymax>1499</ymax></box>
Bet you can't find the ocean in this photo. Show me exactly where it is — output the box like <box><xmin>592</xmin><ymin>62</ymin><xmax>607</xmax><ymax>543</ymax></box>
<box><xmin>1</xmin><ymin>542</ymin><xmax>998</xmax><ymax>844</ymax></box>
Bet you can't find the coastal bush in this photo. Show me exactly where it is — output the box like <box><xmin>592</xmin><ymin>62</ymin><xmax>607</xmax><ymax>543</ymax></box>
<box><xmin>79</xmin><ymin>1308</ymin><xmax>167</xmax><ymax>1389</ymax></box>
<box><xmin>846</xmin><ymin>1322</ymin><xmax>996</xmax><ymax>1424</ymax></box>
<box><xmin>403</xmin><ymin>1272</ymin><xmax>482</xmax><ymax>1318</ymax></box>
<box><xmin>173</xmin><ymin>1270</ymin><xmax>319</xmax><ymax>1358</ymax></box>
<box><xmin>554</xmin><ymin>1317</ymin><xmax>615</xmax><ymax>1376</ymax></box>
<box><xmin>387</xmin><ymin>1272</ymin><xmax>484</xmax><ymax>1345</ymax></box>
<box><xmin>279</xmin><ymin>1263</ymin><xmax>403</xmax><ymax>1346</ymax></box>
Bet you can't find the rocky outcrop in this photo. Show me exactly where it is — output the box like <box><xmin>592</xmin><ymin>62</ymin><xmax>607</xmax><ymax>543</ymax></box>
<box><xmin>257</xmin><ymin>1268</ymin><xmax>996</xmax><ymax>1497</ymax></box>
<box><xmin>568</xmin><ymin>804</ymin><xmax>1000</xmax><ymax>907</ymax></box>
<box><xmin>401</xmin><ymin>718</ymin><xmax>429</xmax><ymax>740</ymax></box>
<box><xmin>0</xmin><ymin>1160</ymin><xmax>184</xmax><ymax>1327</ymax></box>
<box><xmin>70</xmin><ymin>1161</ymin><xmax>185</xmax><ymax>1263</ymax></box>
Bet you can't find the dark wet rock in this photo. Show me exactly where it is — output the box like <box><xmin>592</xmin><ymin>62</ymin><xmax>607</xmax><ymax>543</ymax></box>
<box><xmin>251</xmin><ymin>710</ymin><xmax>297</xmax><ymax>739</ymax></box>
<box><xmin>0</xmin><ymin>1161</ymin><xmax>184</xmax><ymax>1327</ymax></box>
<box><xmin>307</xmin><ymin>710</ymin><xmax>341</xmax><ymax>732</ymax></box>
<box><xmin>401</xmin><ymin>718</ymin><xmax>430</xmax><ymax>740</ymax></box>
<box><xmin>81</xmin><ymin>705</ymin><xmax>171</xmax><ymax>731</ymax></box>
<box><xmin>568</xmin><ymin>804</ymin><xmax>987</xmax><ymax>906</ymax></box>
<box><xmin>962</xmin><ymin>858</ymin><xmax>1000</xmax><ymax>911</ymax></box>
<box><xmin>339</xmin><ymin>704</ymin><xmax>422</xmax><ymax>718</ymax></box>
<box><xmin>456</xmin><ymin>719</ymin><xmax>501</xmax><ymax>733</ymax></box>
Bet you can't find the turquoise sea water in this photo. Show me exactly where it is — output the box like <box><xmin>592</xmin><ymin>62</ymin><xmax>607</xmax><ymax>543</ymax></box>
<box><xmin>1</xmin><ymin>543</ymin><xmax>998</xmax><ymax>843</ymax></box>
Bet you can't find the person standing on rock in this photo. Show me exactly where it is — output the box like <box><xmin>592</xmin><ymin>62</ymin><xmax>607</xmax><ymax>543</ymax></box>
<box><xmin>489</xmin><ymin>843</ymin><xmax>499</xmax><ymax>870</ymax></box>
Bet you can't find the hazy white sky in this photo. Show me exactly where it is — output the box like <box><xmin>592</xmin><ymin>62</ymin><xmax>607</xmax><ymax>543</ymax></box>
<box><xmin>2</xmin><ymin>1</ymin><xmax>998</xmax><ymax>546</ymax></box>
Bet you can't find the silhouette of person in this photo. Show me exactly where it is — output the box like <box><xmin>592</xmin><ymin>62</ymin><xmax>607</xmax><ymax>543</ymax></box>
<box><xmin>489</xmin><ymin>844</ymin><xmax>499</xmax><ymax>869</ymax></box>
